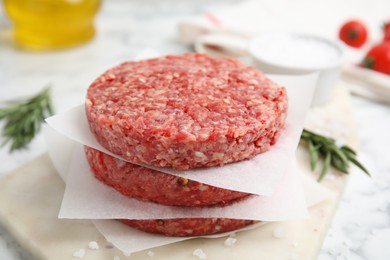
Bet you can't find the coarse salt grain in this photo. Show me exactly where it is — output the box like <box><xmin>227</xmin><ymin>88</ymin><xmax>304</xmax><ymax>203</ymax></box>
<box><xmin>88</xmin><ymin>241</ymin><xmax>99</xmax><ymax>250</ymax></box>
<box><xmin>224</xmin><ymin>237</ymin><xmax>237</xmax><ymax>247</ymax></box>
<box><xmin>113</xmin><ymin>256</ymin><xmax>121</xmax><ymax>260</ymax></box>
<box><xmin>123</xmin><ymin>251</ymin><xmax>132</xmax><ymax>257</ymax></box>
<box><xmin>192</xmin><ymin>248</ymin><xmax>207</xmax><ymax>259</ymax></box>
<box><xmin>72</xmin><ymin>249</ymin><xmax>85</xmax><ymax>258</ymax></box>
<box><xmin>147</xmin><ymin>251</ymin><xmax>155</xmax><ymax>257</ymax></box>
<box><xmin>272</xmin><ymin>227</ymin><xmax>285</xmax><ymax>239</ymax></box>
<box><xmin>291</xmin><ymin>241</ymin><xmax>298</xmax><ymax>247</ymax></box>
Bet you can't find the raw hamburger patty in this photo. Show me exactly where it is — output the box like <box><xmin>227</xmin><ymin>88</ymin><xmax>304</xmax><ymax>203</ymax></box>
<box><xmin>86</xmin><ymin>53</ymin><xmax>288</xmax><ymax>169</ymax></box>
<box><xmin>120</xmin><ymin>218</ymin><xmax>257</xmax><ymax>237</ymax></box>
<box><xmin>85</xmin><ymin>146</ymin><xmax>251</xmax><ymax>207</ymax></box>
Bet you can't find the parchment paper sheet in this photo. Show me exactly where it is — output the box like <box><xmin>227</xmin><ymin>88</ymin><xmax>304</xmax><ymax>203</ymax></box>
<box><xmin>45</xmin><ymin>73</ymin><xmax>318</xmax><ymax>196</ymax></box>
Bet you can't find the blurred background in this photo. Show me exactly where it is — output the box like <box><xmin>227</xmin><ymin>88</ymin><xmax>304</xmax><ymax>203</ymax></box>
<box><xmin>1</xmin><ymin>0</ymin><xmax>390</xmax><ymax>259</ymax></box>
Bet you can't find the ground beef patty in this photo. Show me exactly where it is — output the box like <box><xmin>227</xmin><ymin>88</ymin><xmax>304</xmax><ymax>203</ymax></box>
<box><xmin>85</xmin><ymin>146</ymin><xmax>250</xmax><ymax>207</ymax></box>
<box><xmin>120</xmin><ymin>218</ymin><xmax>257</xmax><ymax>237</ymax></box>
<box><xmin>86</xmin><ymin>53</ymin><xmax>288</xmax><ymax>169</ymax></box>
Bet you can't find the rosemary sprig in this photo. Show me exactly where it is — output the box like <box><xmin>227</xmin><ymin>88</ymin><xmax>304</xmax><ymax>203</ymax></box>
<box><xmin>300</xmin><ymin>129</ymin><xmax>370</xmax><ymax>182</ymax></box>
<box><xmin>0</xmin><ymin>87</ymin><xmax>54</xmax><ymax>152</ymax></box>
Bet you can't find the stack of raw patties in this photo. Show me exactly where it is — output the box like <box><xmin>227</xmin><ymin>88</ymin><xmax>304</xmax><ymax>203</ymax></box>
<box><xmin>84</xmin><ymin>53</ymin><xmax>288</xmax><ymax>237</ymax></box>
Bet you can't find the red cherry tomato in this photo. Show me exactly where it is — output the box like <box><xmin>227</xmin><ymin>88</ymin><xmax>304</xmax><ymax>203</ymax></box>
<box><xmin>383</xmin><ymin>21</ymin><xmax>390</xmax><ymax>42</ymax></box>
<box><xmin>361</xmin><ymin>42</ymin><xmax>390</xmax><ymax>75</ymax></box>
<box><xmin>339</xmin><ymin>20</ymin><xmax>368</xmax><ymax>48</ymax></box>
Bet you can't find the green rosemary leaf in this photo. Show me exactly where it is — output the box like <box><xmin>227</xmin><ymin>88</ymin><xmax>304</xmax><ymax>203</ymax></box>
<box><xmin>329</xmin><ymin>145</ymin><xmax>349</xmax><ymax>166</ymax></box>
<box><xmin>345</xmin><ymin>153</ymin><xmax>371</xmax><ymax>177</ymax></box>
<box><xmin>301</xmin><ymin>129</ymin><xmax>312</xmax><ymax>139</ymax></box>
<box><xmin>0</xmin><ymin>87</ymin><xmax>54</xmax><ymax>152</ymax></box>
<box><xmin>331</xmin><ymin>155</ymin><xmax>349</xmax><ymax>174</ymax></box>
<box><xmin>308</xmin><ymin>139</ymin><xmax>318</xmax><ymax>171</ymax></box>
<box><xmin>318</xmin><ymin>152</ymin><xmax>331</xmax><ymax>182</ymax></box>
<box><xmin>300</xmin><ymin>128</ymin><xmax>370</xmax><ymax>181</ymax></box>
<box><xmin>340</xmin><ymin>145</ymin><xmax>357</xmax><ymax>156</ymax></box>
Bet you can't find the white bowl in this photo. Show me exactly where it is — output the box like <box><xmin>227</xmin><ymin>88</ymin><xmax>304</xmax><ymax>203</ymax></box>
<box><xmin>249</xmin><ymin>33</ymin><xmax>344</xmax><ymax>106</ymax></box>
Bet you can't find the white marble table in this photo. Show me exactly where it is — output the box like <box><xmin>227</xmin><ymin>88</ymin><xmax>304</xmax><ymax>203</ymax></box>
<box><xmin>1</xmin><ymin>0</ymin><xmax>390</xmax><ymax>259</ymax></box>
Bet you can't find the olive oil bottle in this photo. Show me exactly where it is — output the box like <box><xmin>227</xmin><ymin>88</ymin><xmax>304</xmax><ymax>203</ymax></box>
<box><xmin>3</xmin><ymin>0</ymin><xmax>101</xmax><ymax>51</ymax></box>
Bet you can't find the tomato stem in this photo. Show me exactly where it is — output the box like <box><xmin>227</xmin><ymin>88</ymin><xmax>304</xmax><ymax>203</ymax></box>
<box><xmin>347</xmin><ymin>28</ymin><xmax>358</xmax><ymax>39</ymax></box>
<box><xmin>362</xmin><ymin>57</ymin><xmax>375</xmax><ymax>69</ymax></box>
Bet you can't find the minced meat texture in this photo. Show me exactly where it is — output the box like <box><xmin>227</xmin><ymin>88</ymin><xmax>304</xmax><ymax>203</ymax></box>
<box><xmin>85</xmin><ymin>146</ymin><xmax>250</xmax><ymax>207</ymax></box>
<box><xmin>120</xmin><ymin>218</ymin><xmax>257</xmax><ymax>237</ymax></box>
<box><xmin>86</xmin><ymin>53</ymin><xmax>288</xmax><ymax>169</ymax></box>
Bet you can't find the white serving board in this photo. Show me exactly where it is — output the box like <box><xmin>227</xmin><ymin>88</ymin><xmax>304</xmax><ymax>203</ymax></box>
<box><xmin>0</xmin><ymin>84</ymin><xmax>357</xmax><ymax>260</ymax></box>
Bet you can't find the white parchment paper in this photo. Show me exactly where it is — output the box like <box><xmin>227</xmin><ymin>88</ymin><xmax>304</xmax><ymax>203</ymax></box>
<box><xmin>43</xmin><ymin>125</ymin><xmax>76</xmax><ymax>182</ymax></box>
<box><xmin>43</xmin><ymin>111</ymin><xmax>333</xmax><ymax>255</ymax></box>
<box><xmin>59</xmin><ymin>143</ymin><xmax>308</xmax><ymax>220</ymax></box>
<box><xmin>92</xmin><ymin>171</ymin><xmax>331</xmax><ymax>255</ymax></box>
<box><xmin>45</xmin><ymin>73</ymin><xmax>318</xmax><ymax>196</ymax></box>
<box><xmin>92</xmin><ymin>220</ymin><xmax>267</xmax><ymax>255</ymax></box>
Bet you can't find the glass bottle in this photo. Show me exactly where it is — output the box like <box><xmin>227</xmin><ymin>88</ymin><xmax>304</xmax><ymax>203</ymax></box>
<box><xmin>3</xmin><ymin>0</ymin><xmax>101</xmax><ymax>51</ymax></box>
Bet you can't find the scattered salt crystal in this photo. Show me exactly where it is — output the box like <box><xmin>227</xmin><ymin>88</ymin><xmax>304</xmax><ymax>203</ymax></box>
<box><xmin>147</xmin><ymin>251</ymin><xmax>155</xmax><ymax>257</ymax></box>
<box><xmin>72</xmin><ymin>249</ymin><xmax>86</xmax><ymax>258</ymax></box>
<box><xmin>113</xmin><ymin>256</ymin><xmax>120</xmax><ymax>260</ymax></box>
<box><xmin>272</xmin><ymin>227</ymin><xmax>285</xmax><ymax>239</ymax></box>
<box><xmin>123</xmin><ymin>251</ymin><xmax>132</xmax><ymax>257</ymax></box>
<box><xmin>192</xmin><ymin>248</ymin><xmax>207</xmax><ymax>259</ymax></box>
<box><xmin>336</xmin><ymin>255</ymin><xmax>344</xmax><ymax>260</ymax></box>
<box><xmin>88</xmin><ymin>241</ymin><xmax>99</xmax><ymax>250</ymax></box>
<box><xmin>291</xmin><ymin>241</ymin><xmax>298</xmax><ymax>247</ymax></box>
<box><xmin>224</xmin><ymin>237</ymin><xmax>237</xmax><ymax>247</ymax></box>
